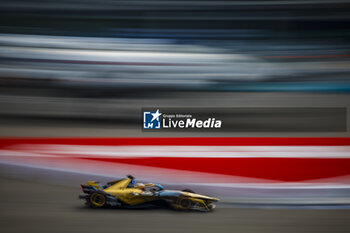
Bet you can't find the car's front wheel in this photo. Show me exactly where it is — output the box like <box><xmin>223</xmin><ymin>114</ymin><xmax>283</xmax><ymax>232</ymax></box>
<box><xmin>177</xmin><ymin>198</ymin><xmax>193</xmax><ymax>210</ymax></box>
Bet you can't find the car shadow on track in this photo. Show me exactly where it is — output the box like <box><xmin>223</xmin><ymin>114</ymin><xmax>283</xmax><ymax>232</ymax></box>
<box><xmin>74</xmin><ymin>205</ymin><xmax>212</xmax><ymax>214</ymax></box>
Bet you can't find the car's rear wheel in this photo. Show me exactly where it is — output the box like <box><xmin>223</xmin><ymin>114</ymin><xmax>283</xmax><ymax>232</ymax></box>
<box><xmin>88</xmin><ymin>192</ymin><xmax>107</xmax><ymax>208</ymax></box>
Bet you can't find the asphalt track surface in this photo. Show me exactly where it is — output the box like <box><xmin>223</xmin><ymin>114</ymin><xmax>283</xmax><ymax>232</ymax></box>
<box><xmin>1</xmin><ymin>176</ymin><xmax>350</xmax><ymax>233</ymax></box>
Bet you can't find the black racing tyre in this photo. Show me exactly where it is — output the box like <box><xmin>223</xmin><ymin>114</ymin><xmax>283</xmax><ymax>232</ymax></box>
<box><xmin>182</xmin><ymin>189</ymin><xmax>195</xmax><ymax>193</ymax></box>
<box><xmin>179</xmin><ymin>198</ymin><xmax>193</xmax><ymax>210</ymax></box>
<box><xmin>88</xmin><ymin>192</ymin><xmax>107</xmax><ymax>208</ymax></box>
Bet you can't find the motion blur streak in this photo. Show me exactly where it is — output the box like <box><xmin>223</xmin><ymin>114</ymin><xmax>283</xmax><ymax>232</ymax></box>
<box><xmin>1</xmin><ymin>0</ymin><xmax>350</xmax><ymax>93</ymax></box>
<box><xmin>1</xmin><ymin>137</ymin><xmax>350</xmax><ymax>195</ymax></box>
<box><xmin>1</xmin><ymin>33</ymin><xmax>350</xmax><ymax>92</ymax></box>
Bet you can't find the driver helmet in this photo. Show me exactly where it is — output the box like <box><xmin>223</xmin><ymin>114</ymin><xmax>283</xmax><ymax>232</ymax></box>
<box><xmin>136</xmin><ymin>183</ymin><xmax>145</xmax><ymax>190</ymax></box>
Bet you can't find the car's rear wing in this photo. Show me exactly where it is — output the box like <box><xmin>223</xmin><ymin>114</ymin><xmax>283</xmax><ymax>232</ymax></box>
<box><xmin>81</xmin><ymin>181</ymin><xmax>104</xmax><ymax>193</ymax></box>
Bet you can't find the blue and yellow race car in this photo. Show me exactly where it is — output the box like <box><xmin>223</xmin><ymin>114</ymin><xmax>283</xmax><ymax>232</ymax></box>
<box><xmin>79</xmin><ymin>175</ymin><xmax>219</xmax><ymax>212</ymax></box>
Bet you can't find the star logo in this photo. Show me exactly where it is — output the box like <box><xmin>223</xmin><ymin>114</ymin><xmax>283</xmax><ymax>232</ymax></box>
<box><xmin>143</xmin><ymin>109</ymin><xmax>162</xmax><ymax>129</ymax></box>
<box><xmin>151</xmin><ymin>109</ymin><xmax>162</xmax><ymax>122</ymax></box>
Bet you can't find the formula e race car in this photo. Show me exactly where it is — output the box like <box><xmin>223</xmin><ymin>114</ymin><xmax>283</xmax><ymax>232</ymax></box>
<box><xmin>79</xmin><ymin>175</ymin><xmax>219</xmax><ymax>212</ymax></box>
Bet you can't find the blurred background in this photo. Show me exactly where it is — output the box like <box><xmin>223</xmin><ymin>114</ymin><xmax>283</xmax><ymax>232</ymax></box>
<box><xmin>1</xmin><ymin>0</ymin><xmax>350</xmax><ymax>233</ymax></box>
<box><xmin>0</xmin><ymin>0</ymin><xmax>350</xmax><ymax>135</ymax></box>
